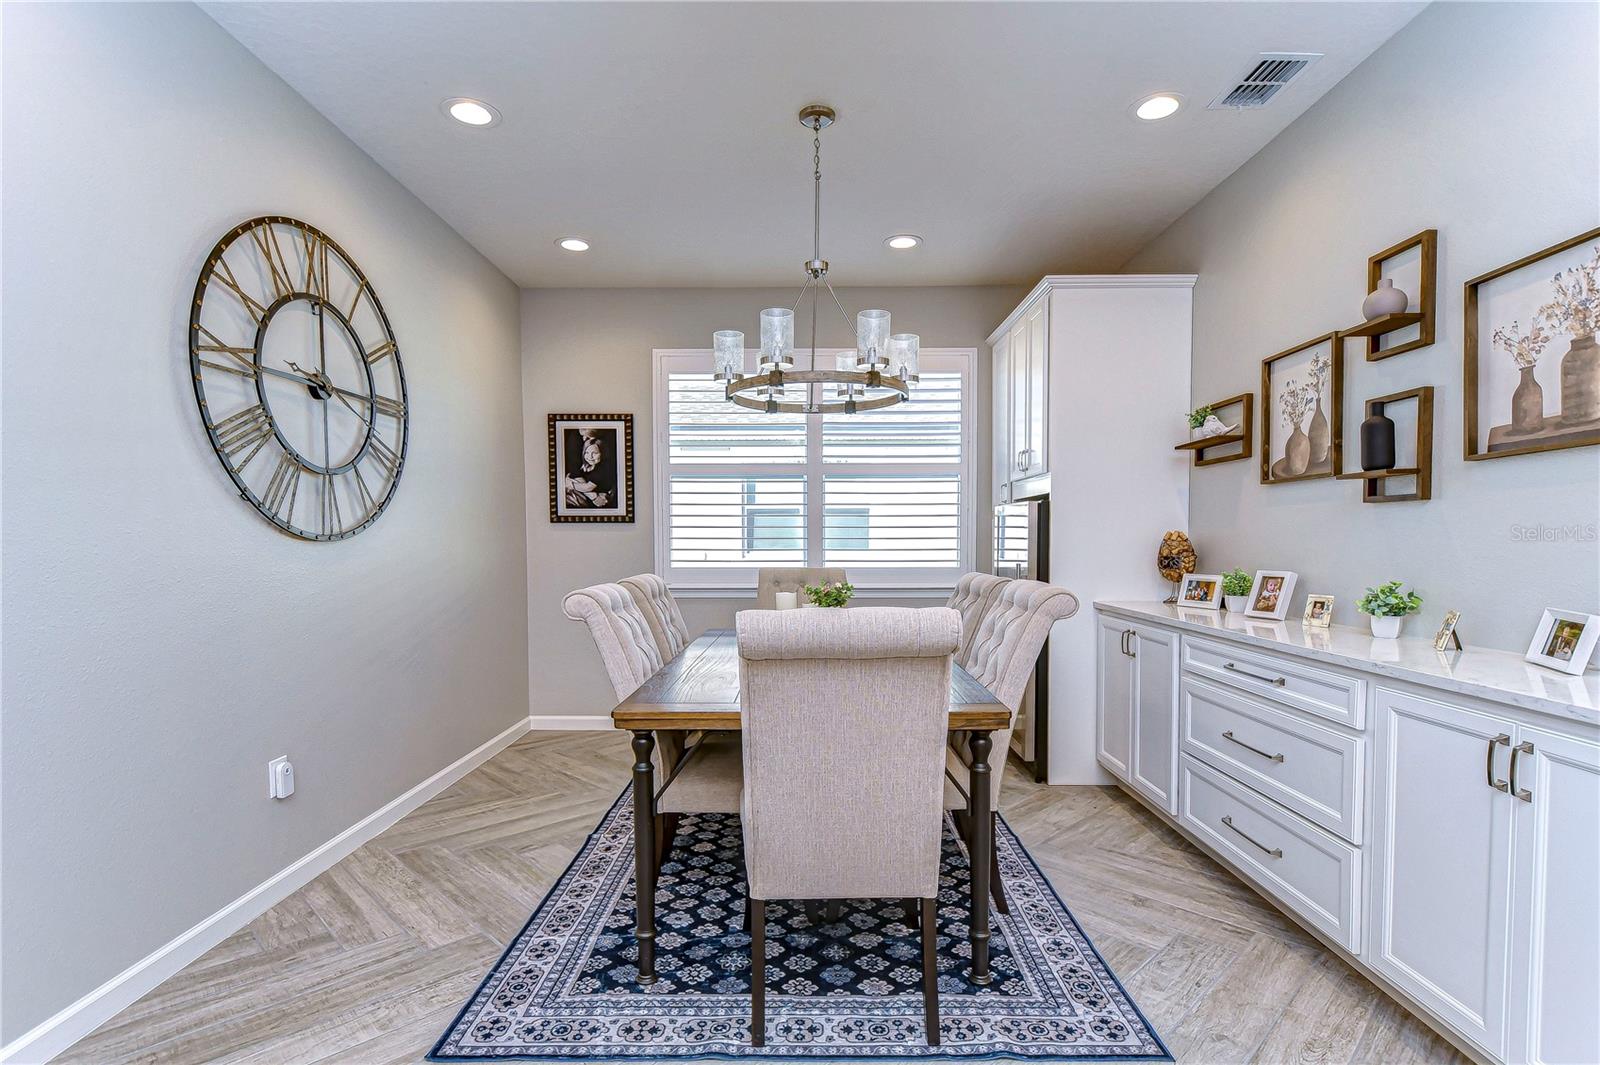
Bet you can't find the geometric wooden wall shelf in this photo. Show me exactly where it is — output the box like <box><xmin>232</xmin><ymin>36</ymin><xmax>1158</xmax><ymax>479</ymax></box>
<box><xmin>1173</xmin><ymin>392</ymin><xmax>1253</xmax><ymax>467</ymax></box>
<box><xmin>1343</xmin><ymin>228</ymin><xmax>1437</xmax><ymax>361</ymax></box>
<box><xmin>1336</xmin><ymin>385</ymin><xmax>1434</xmax><ymax>502</ymax></box>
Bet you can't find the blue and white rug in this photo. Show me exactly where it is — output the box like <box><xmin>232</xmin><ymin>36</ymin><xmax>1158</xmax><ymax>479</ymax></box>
<box><xmin>431</xmin><ymin>788</ymin><xmax>1169</xmax><ymax>1061</ymax></box>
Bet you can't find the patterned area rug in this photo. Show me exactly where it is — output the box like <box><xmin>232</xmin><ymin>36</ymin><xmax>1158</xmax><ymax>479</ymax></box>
<box><xmin>431</xmin><ymin>788</ymin><xmax>1169</xmax><ymax>1061</ymax></box>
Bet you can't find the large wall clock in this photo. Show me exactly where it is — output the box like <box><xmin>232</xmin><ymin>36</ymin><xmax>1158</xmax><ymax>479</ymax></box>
<box><xmin>188</xmin><ymin>216</ymin><xmax>408</xmax><ymax>540</ymax></box>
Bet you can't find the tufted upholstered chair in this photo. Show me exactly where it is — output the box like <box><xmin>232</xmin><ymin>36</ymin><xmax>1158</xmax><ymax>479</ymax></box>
<box><xmin>736</xmin><ymin>606</ymin><xmax>956</xmax><ymax>1047</ymax></box>
<box><xmin>754</xmin><ymin>567</ymin><xmax>848</xmax><ymax>609</ymax></box>
<box><xmin>945</xmin><ymin>572</ymin><xmax>1010</xmax><ymax>667</ymax></box>
<box><xmin>617</xmin><ymin>573</ymin><xmax>690</xmax><ymax>661</ymax></box>
<box><xmin>561</xmin><ymin>583</ymin><xmax>741</xmax><ymax>823</ymax></box>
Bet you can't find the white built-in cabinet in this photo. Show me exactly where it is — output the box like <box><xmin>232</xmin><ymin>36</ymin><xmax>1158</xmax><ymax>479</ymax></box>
<box><xmin>992</xmin><ymin>297</ymin><xmax>1048</xmax><ymax>503</ymax></box>
<box><xmin>1094</xmin><ymin>603</ymin><xmax>1600</xmax><ymax>1065</ymax></box>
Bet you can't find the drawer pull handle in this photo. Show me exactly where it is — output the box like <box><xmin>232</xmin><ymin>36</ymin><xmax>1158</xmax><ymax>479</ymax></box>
<box><xmin>1221</xmin><ymin>815</ymin><xmax>1283</xmax><ymax>859</ymax></box>
<box><xmin>1222</xmin><ymin>730</ymin><xmax>1285</xmax><ymax>763</ymax></box>
<box><xmin>1486</xmin><ymin>734</ymin><xmax>1511</xmax><ymax>793</ymax></box>
<box><xmin>1224</xmin><ymin>662</ymin><xmax>1286</xmax><ymax>687</ymax></box>
<box><xmin>1509</xmin><ymin>741</ymin><xmax>1534</xmax><ymax>803</ymax></box>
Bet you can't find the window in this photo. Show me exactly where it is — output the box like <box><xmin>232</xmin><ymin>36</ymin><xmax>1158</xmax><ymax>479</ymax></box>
<box><xmin>654</xmin><ymin>348</ymin><xmax>975</xmax><ymax>594</ymax></box>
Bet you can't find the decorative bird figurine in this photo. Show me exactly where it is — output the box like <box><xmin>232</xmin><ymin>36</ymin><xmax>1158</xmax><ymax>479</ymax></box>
<box><xmin>1157</xmin><ymin>531</ymin><xmax>1197</xmax><ymax>602</ymax></box>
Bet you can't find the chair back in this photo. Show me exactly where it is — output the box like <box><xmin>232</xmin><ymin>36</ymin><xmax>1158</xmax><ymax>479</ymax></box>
<box><xmin>561</xmin><ymin>582</ymin><xmax>664</xmax><ymax>701</ymax></box>
<box><xmin>946</xmin><ymin>572</ymin><xmax>1009</xmax><ymax>667</ymax></box>
<box><xmin>737</xmin><ymin>607</ymin><xmax>958</xmax><ymax>901</ymax></box>
<box><xmin>618</xmin><ymin>573</ymin><xmax>689</xmax><ymax>660</ymax></box>
<box><xmin>754</xmin><ymin>567</ymin><xmax>848</xmax><ymax>609</ymax></box>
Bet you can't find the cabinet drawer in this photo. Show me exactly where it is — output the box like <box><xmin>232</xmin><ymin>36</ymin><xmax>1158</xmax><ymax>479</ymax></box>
<box><xmin>1180</xmin><ymin>754</ymin><xmax>1362</xmax><ymax>952</ymax></box>
<box><xmin>1182</xmin><ymin>635</ymin><xmax>1365</xmax><ymax>728</ymax></box>
<box><xmin>1181</xmin><ymin>678</ymin><xmax>1363</xmax><ymax>842</ymax></box>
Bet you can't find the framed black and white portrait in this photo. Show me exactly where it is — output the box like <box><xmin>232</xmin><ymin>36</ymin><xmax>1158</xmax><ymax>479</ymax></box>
<box><xmin>547</xmin><ymin>413</ymin><xmax>634</xmax><ymax>523</ymax></box>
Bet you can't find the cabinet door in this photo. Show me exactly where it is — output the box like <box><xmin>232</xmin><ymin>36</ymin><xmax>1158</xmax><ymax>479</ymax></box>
<box><xmin>1009</xmin><ymin>320</ymin><xmax>1030</xmax><ymax>482</ymax></box>
<box><xmin>1370</xmin><ymin>687</ymin><xmax>1514</xmax><ymax>1058</ymax></box>
<box><xmin>1509</xmin><ymin>725</ymin><xmax>1600</xmax><ymax>1065</ymax></box>
<box><xmin>991</xmin><ymin>333</ymin><xmax>1012</xmax><ymax>505</ymax></box>
<box><xmin>1022</xmin><ymin>299</ymin><xmax>1048</xmax><ymax>478</ymax></box>
<box><xmin>1096</xmin><ymin>617</ymin><xmax>1132</xmax><ymax>781</ymax></box>
<box><xmin>1129</xmin><ymin>625</ymin><xmax>1178</xmax><ymax>813</ymax></box>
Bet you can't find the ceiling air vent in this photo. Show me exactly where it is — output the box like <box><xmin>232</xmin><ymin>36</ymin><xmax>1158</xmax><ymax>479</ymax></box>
<box><xmin>1207</xmin><ymin>52</ymin><xmax>1323</xmax><ymax>110</ymax></box>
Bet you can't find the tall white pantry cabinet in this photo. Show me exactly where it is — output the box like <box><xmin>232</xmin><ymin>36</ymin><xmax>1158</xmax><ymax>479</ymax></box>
<box><xmin>988</xmin><ymin>276</ymin><xmax>1194</xmax><ymax>784</ymax></box>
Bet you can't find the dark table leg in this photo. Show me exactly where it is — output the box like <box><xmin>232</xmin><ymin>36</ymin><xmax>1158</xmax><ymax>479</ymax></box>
<box><xmin>967</xmin><ymin>729</ymin><xmax>993</xmax><ymax>986</ymax></box>
<box><xmin>631</xmin><ymin>730</ymin><xmax>658</xmax><ymax>984</ymax></box>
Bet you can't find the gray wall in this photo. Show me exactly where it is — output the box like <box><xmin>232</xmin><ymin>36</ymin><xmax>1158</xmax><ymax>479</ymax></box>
<box><xmin>522</xmin><ymin>286</ymin><xmax>1025</xmax><ymax>718</ymax></box>
<box><xmin>0</xmin><ymin>3</ymin><xmax>528</xmax><ymax>1041</ymax></box>
<box><xmin>1124</xmin><ymin>1</ymin><xmax>1600</xmax><ymax>651</ymax></box>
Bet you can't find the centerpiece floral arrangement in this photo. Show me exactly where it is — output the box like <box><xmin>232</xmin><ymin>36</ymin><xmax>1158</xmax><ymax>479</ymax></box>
<box><xmin>1357</xmin><ymin>579</ymin><xmax>1422</xmax><ymax>639</ymax></box>
<box><xmin>804</xmin><ymin>580</ymin><xmax>854</xmax><ymax>608</ymax></box>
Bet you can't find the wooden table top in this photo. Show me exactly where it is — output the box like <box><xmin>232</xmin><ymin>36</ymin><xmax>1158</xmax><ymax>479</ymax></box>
<box><xmin>612</xmin><ymin>629</ymin><xmax>1010</xmax><ymax>731</ymax></box>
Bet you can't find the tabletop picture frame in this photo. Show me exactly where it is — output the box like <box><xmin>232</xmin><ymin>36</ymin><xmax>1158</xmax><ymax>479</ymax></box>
<box><xmin>1303</xmin><ymin>594</ymin><xmax>1335</xmax><ymax>628</ymax></box>
<box><xmin>1524</xmin><ymin>608</ymin><xmax>1600</xmax><ymax>676</ymax></box>
<box><xmin>1244</xmin><ymin>570</ymin><xmax>1298</xmax><ymax>621</ymax></box>
<box><xmin>1178</xmin><ymin>573</ymin><xmax>1224</xmax><ymax>610</ymax></box>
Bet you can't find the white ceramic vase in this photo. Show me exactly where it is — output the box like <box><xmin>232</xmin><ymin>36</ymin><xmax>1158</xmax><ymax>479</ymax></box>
<box><xmin>1362</xmin><ymin>278</ymin><xmax>1408</xmax><ymax>320</ymax></box>
<box><xmin>1369</xmin><ymin>614</ymin><xmax>1403</xmax><ymax>639</ymax></box>
<box><xmin>1224</xmin><ymin>595</ymin><xmax>1250</xmax><ymax>613</ymax></box>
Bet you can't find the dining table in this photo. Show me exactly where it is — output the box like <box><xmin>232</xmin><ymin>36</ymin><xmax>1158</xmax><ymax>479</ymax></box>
<box><xmin>610</xmin><ymin>627</ymin><xmax>1012</xmax><ymax>988</ymax></box>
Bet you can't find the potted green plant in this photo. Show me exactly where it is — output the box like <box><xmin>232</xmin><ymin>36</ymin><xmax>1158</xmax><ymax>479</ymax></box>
<box><xmin>1357</xmin><ymin>580</ymin><xmax>1422</xmax><ymax>638</ymax></box>
<box><xmin>1221</xmin><ymin>568</ymin><xmax>1253</xmax><ymax>613</ymax></box>
<box><xmin>803</xmin><ymin>579</ymin><xmax>854</xmax><ymax>608</ymax></box>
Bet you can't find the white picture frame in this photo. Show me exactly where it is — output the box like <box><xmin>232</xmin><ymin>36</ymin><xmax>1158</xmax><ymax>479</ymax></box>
<box><xmin>1524</xmin><ymin>608</ymin><xmax>1600</xmax><ymax>676</ymax></box>
<box><xmin>1303</xmin><ymin>594</ymin><xmax>1335</xmax><ymax>628</ymax></box>
<box><xmin>1177</xmin><ymin>573</ymin><xmax>1224</xmax><ymax>610</ymax></box>
<box><xmin>1244</xmin><ymin>570</ymin><xmax>1298</xmax><ymax>621</ymax></box>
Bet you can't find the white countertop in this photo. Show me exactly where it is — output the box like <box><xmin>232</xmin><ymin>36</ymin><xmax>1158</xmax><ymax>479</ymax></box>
<box><xmin>1096</xmin><ymin>600</ymin><xmax>1600</xmax><ymax>727</ymax></box>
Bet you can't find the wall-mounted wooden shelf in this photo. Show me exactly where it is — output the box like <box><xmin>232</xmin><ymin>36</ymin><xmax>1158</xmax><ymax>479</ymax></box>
<box><xmin>1174</xmin><ymin>392</ymin><xmax>1252</xmax><ymax>467</ymax></box>
<box><xmin>1342</xmin><ymin>386</ymin><xmax>1434</xmax><ymax>502</ymax></box>
<box><xmin>1353</xmin><ymin>229</ymin><xmax>1436</xmax><ymax>361</ymax></box>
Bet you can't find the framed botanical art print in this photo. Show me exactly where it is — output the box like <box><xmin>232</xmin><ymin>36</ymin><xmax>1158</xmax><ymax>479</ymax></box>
<box><xmin>1465</xmin><ymin>228</ymin><xmax>1600</xmax><ymax>460</ymax></box>
<box><xmin>1177</xmin><ymin>573</ymin><xmax>1224</xmax><ymax>610</ymax></box>
<box><xmin>548</xmin><ymin>413</ymin><xmax>634</xmax><ymax>523</ymax></box>
<box><xmin>1261</xmin><ymin>332</ymin><xmax>1342</xmax><ymax>484</ymax></box>
<box><xmin>1524</xmin><ymin>608</ymin><xmax>1599</xmax><ymax>676</ymax></box>
<box><xmin>1244</xmin><ymin>570</ymin><xmax>1297</xmax><ymax>621</ymax></box>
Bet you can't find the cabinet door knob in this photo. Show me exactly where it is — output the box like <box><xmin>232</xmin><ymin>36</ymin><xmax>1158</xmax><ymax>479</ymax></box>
<box><xmin>1485</xmin><ymin>734</ymin><xmax>1511</xmax><ymax>793</ymax></box>
<box><xmin>1509</xmin><ymin>741</ymin><xmax>1534</xmax><ymax>803</ymax></box>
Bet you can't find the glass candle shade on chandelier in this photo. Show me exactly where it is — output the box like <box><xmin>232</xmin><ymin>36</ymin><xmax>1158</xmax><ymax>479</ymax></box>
<box><xmin>714</xmin><ymin>105</ymin><xmax>918</xmax><ymax>414</ymax></box>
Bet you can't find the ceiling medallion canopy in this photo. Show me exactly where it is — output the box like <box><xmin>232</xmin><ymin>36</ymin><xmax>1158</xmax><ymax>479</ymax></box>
<box><xmin>715</xmin><ymin>105</ymin><xmax>917</xmax><ymax>415</ymax></box>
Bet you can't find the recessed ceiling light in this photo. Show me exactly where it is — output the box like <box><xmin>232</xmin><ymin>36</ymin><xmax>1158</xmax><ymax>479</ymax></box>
<box><xmin>1133</xmin><ymin>93</ymin><xmax>1184</xmax><ymax>121</ymax></box>
<box><xmin>557</xmin><ymin>237</ymin><xmax>590</xmax><ymax>252</ymax></box>
<box><xmin>885</xmin><ymin>234</ymin><xmax>922</xmax><ymax>250</ymax></box>
<box><xmin>443</xmin><ymin>97</ymin><xmax>501</xmax><ymax>127</ymax></box>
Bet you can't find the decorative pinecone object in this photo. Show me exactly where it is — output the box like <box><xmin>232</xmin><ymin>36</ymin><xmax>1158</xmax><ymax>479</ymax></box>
<box><xmin>1157</xmin><ymin>531</ymin><xmax>1197</xmax><ymax>601</ymax></box>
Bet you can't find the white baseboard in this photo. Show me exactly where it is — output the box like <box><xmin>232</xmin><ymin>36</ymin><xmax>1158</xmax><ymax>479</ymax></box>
<box><xmin>525</xmin><ymin>714</ymin><xmax>613</xmax><ymax>731</ymax></box>
<box><xmin>1</xmin><ymin>717</ymin><xmax>532</xmax><ymax>1065</ymax></box>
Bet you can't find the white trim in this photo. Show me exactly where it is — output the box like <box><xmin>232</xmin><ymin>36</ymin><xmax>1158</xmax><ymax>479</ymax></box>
<box><xmin>669</xmin><ymin>583</ymin><xmax>954</xmax><ymax>600</ymax></box>
<box><xmin>525</xmin><ymin>714</ymin><xmax>614</xmax><ymax>730</ymax></box>
<box><xmin>986</xmin><ymin>274</ymin><xmax>1199</xmax><ymax>344</ymax></box>
<box><xmin>1</xmin><ymin>717</ymin><xmax>532</xmax><ymax>1065</ymax></box>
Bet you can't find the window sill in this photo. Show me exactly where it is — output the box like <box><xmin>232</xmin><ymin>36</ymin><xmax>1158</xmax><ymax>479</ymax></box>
<box><xmin>669</xmin><ymin>583</ymin><xmax>955</xmax><ymax>600</ymax></box>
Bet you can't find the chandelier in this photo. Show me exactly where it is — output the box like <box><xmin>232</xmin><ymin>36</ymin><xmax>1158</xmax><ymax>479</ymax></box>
<box><xmin>714</xmin><ymin>105</ymin><xmax>917</xmax><ymax>415</ymax></box>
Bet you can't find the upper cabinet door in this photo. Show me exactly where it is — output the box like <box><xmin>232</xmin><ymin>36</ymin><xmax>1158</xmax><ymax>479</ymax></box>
<box><xmin>1021</xmin><ymin>299</ymin><xmax>1048</xmax><ymax>479</ymax></box>
<box><xmin>1508</xmin><ymin>725</ymin><xmax>1600</xmax><ymax>1065</ymax></box>
<box><xmin>1369</xmin><ymin>687</ymin><xmax>1514</xmax><ymax>1059</ymax></box>
<box><xmin>1010</xmin><ymin>318</ymin><xmax>1030</xmax><ymax>480</ymax></box>
<box><xmin>991</xmin><ymin>330</ymin><xmax>1012</xmax><ymax>506</ymax></box>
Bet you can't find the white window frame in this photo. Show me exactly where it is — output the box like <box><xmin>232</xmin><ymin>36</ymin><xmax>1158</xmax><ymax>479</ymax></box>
<box><xmin>652</xmin><ymin>347</ymin><xmax>977</xmax><ymax>598</ymax></box>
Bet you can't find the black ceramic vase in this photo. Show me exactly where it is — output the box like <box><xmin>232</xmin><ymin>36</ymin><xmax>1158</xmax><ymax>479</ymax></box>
<box><xmin>1360</xmin><ymin>409</ymin><xmax>1396</xmax><ymax>471</ymax></box>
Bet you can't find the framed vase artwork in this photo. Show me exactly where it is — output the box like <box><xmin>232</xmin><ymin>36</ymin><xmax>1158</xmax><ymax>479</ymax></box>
<box><xmin>1177</xmin><ymin>573</ymin><xmax>1224</xmax><ymax>610</ymax></box>
<box><xmin>547</xmin><ymin>413</ymin><xmax>635</xmax><ymax>523</ymax></box>
<box><xmin>1244</xmin><ymin>570</ymin><xmax>1297</xmax><ymax>621</ymax></box>
<box><xmin>1261</xmin><ymin>332</ymin><xmax>1342</xmax><ymax>484</ymax></box>
<box><xmin>1524</xmin><ymin>608</ymin><xmax>1600</xmax><ymax>676</ymax></box>
<box><xmin>1465</xmin><ymin>228</ymin><xmax>1600</xmax><ymax>460</ymax></box>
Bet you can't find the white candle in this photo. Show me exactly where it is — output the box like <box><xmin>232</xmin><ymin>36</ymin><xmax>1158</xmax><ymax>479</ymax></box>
<box><xmin>775</xmin><ymin>591</ymin><xmax>798</xmax><ymax>611</ymax></box>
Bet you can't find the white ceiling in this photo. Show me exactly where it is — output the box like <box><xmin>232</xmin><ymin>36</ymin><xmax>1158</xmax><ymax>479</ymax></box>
<box><xmin>205</xmin><ymin>2</ymin><xmax>1423</xmax><ymax>288</ymax></box>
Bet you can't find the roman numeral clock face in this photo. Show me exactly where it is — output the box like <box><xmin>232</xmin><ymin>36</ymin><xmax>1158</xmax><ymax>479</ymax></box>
<box><xmin>189</xmin><ymin>217</ymin><xmax>408</xmax><ymax>540</ymax></box>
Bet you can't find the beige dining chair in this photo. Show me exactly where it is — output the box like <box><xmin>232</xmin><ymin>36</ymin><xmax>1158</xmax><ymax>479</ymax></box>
<box><xmin>562</xmin><ymin>583</ymin><xmax>742</xmax><ymax>862</ymax></box>
<box><xmin>617</xmin><ymin>572</ymin><xmax>690</xmax><ymax>661</ymax></box>
<box><xmin>944</xmin><ymin>579</ymin><xmax>1079</xmax><ymax>912</ymax></box>
<box><xmin>736</xmin><ymin>606</ymin><xmax>957</xmax><ymax>1047</ymax></box>
<box><xmin>754</xmin><ymin>567</ymin><xmax>848</xmax><ymax>609</ymax></box>
<box><xmin>946</xmin><ymin>572</ymin><xmax>1009</xmax><ymax>667</ymax></box>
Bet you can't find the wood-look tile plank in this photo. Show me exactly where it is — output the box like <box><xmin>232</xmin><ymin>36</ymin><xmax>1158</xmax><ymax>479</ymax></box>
<box><xmin>1164</xmin><ymin>930</ymin><xmax>1320</xmax><ymax>1062</ymax></box>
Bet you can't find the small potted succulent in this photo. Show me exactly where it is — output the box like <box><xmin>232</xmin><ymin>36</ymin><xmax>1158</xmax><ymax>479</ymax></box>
<box><xmin>1357</xmin><ymin>580</ymin><xmax>1422</xmax><ymax>639</ymax></box>
<box><xmin>803</xmin><ymin>579</ymin><xmax>854</xmax><ymax>608</ymax></box>
<box><xmin>1221</xmin><ymin>568</ymin><xmax>1253</xmax><ymax>613</ymax></box>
